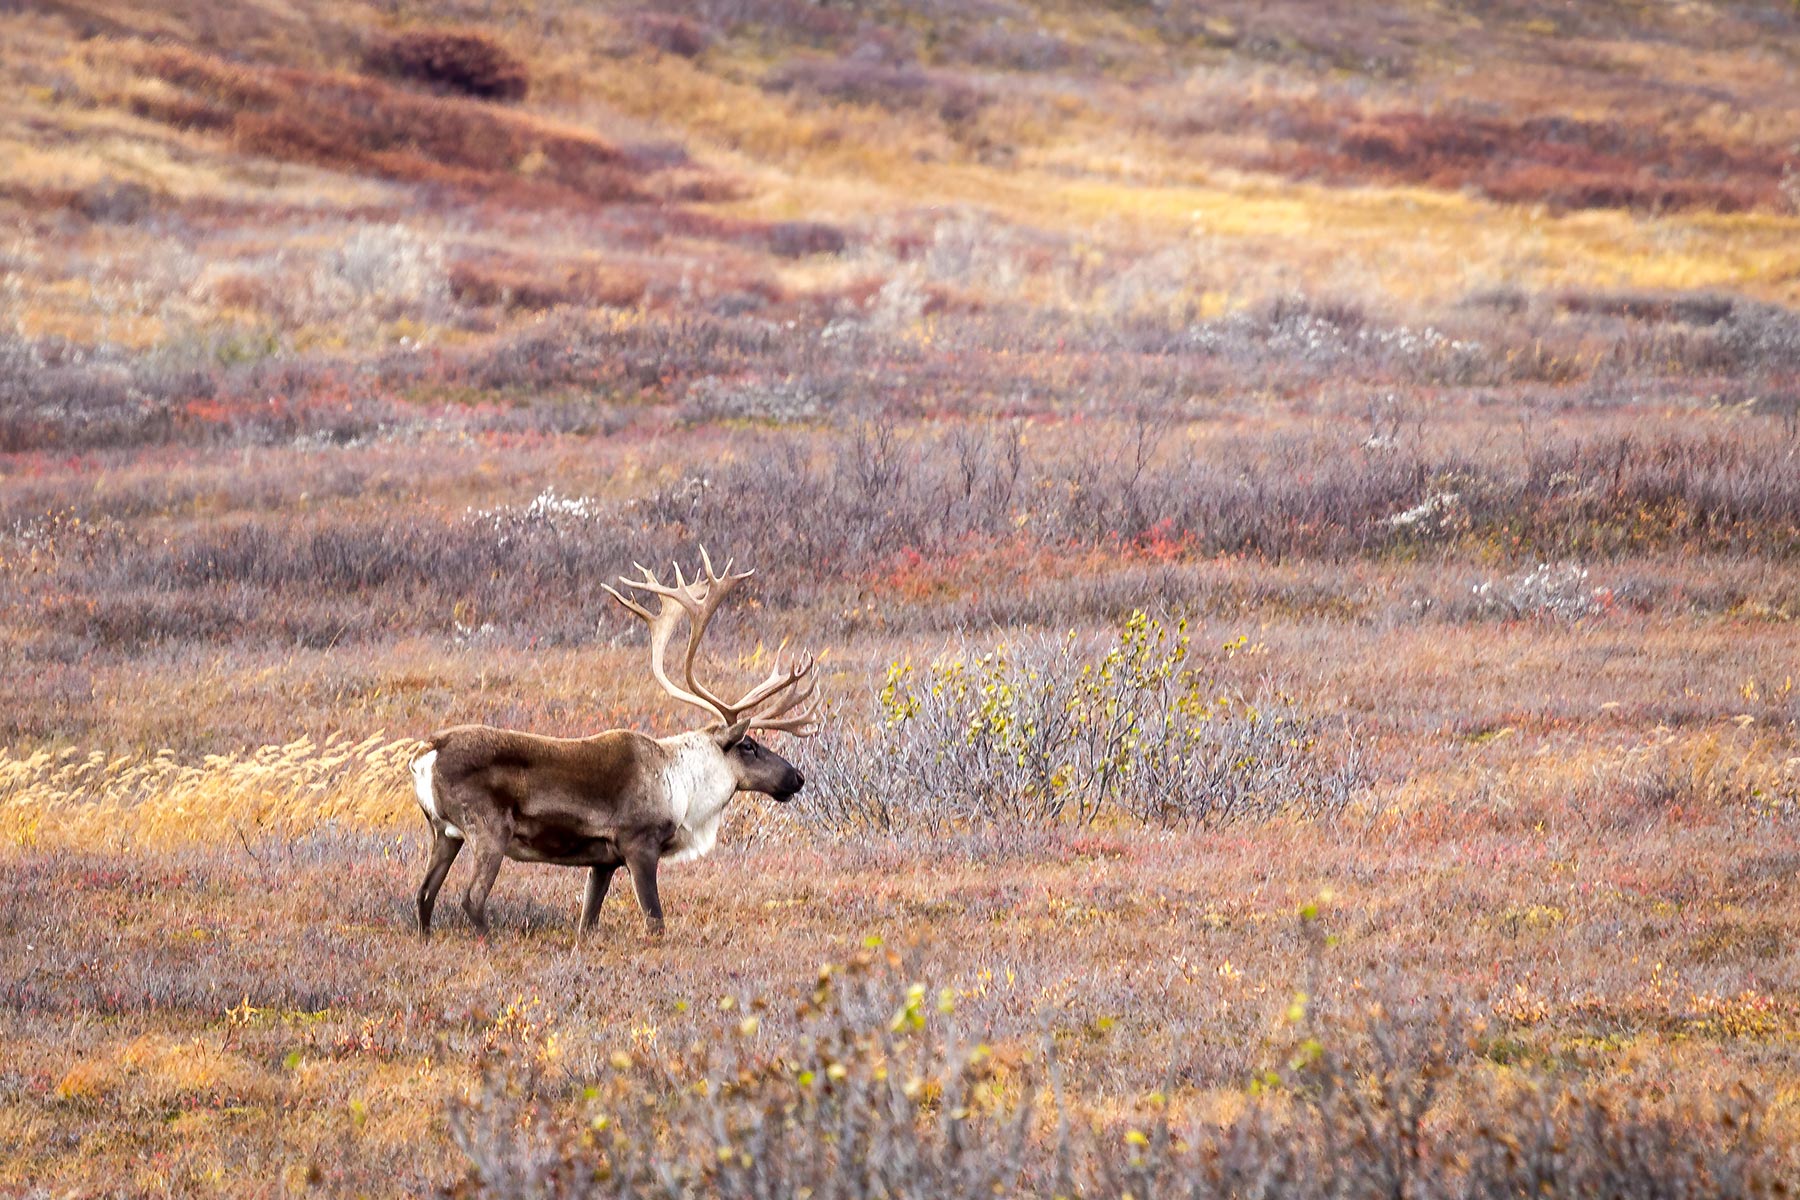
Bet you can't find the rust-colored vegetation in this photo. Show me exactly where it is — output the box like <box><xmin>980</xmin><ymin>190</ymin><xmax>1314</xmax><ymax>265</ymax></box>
<box><xmin>1201</xmin><ymin>103</ymin><xmax>1789</xmax><ymax>214</ymax></box>
<box><xmin>362</xmin><ymin>29</ymin><xmax>530</xmax><ymax>102</ymax></box>
<box><xmin>1381</xmin><ymin>109</ymin><xmax>1779</xmax><ymax>214</ymax></box>
<box><xmin>127</xmin><ymin>44</ymin><xmax>641</xmax><ymax>206</ymax></box>
<box><xmin>2</xmin><ymin>0</ymin><xmax>1800</xmax><ymax>1194</ymax></box>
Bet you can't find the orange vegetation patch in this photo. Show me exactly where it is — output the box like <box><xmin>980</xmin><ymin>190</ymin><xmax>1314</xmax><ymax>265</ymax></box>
<box><xmin>121</xmin><ymin>43</ymin><xmax>645</xmax><ymax>207</ymax></box>
<box><xmin>1186</xmin><ymin>100</ymin><xmax>1785</xmax><ymax>214</ymax></box>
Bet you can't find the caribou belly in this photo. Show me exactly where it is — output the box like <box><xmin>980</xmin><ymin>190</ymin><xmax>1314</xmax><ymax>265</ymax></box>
<box><xmin>505</xmin><ymin>828</ymin><xmax>620</xmax><ymax>867</ymax></box>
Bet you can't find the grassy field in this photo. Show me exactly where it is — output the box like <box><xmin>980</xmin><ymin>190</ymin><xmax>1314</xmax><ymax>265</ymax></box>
<box><xmin>3</xmin><ymin>0</ymin><xmax>1800</xmax><ymax>1194</ymax></box>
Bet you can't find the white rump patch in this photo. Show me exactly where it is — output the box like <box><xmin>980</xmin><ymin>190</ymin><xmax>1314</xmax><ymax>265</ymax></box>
<box><xmin>410</xmin><ymin>750</ymin><xmax>464</xmax><ymax>840</ymax></box>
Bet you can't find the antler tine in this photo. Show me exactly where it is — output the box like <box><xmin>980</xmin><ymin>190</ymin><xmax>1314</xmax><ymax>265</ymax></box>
<box><xmin>735</xmin><ymin>659</ymin><xmax>819</xmax><ymax>737</ymax></box>
<box><xmin>699</xmin><ymin>543</ymin><xmax>754</xmax><ymax>587</ymax></box>
<box><xmin>753</xmin><ymin>717</ymin><xmax>818</xmax><ymax>736</ymax></box>
<box><xmin>608</xmin><ymin>563</ymin><xmax>733</xmax><ymax>724</ymax></box>
<box><xmin>600</xmin><ymin>581</ymin><xmax>652</xmax><ymax>622</ymax></box>
<box><xmin>724</xmin><ymin>655</ymin><xmax>813</xmax><ymax>718</ymax></box>
<box><xmin>748</xmin><ymin>681</ymin><xmax>820</xmax><ymax>735</ymax></box>
<box><xmin>762</xmin><ymin>716</ymin><xmax>819</xmax><ymax>734</ymax></box>
<box><xmin>616</xmin><ymin>561</ymin><xmax>703</xmax><ymax>610</ymax></box>
<box><xmin>676</xmin><ymin>562</ymin><xmax>747</xmax><ymax>715</ymax></box>
<box><xmin>609</xmin><ymin>561</ymin><xmax>695</xmax><ymax>617</ymax></box>
<box><xmin>610</xmin><ymin>548</ymin><xmax>820</xmax><ymax>734</ymax></box>
<box><xmin>612</xmin><ymin>547</ymin><xmax>754</xmax><ymax>720</ymax></box>
<box><xmin>751</xmin><ymin>673</ymin><xmax>815</xmax><ymax>722</ymax></box>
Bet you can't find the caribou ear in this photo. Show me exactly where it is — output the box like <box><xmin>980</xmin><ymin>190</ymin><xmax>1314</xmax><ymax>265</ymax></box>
<box><xmin>712</xmin><ymin>718</ymin><xmax>753</xmax><ymax>751</ymax></box>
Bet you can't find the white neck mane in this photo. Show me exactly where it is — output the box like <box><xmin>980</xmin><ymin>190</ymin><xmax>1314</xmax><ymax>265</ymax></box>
<box><xmin>657</xmin><ymin>731</ymin><xmax>739</xmax><ymax>863</ymax></box>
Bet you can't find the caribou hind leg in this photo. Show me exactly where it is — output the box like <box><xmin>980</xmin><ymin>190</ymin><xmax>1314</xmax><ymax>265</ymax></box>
<box><xmin>460</xmin><ymin>839</ymin><xmax>506</xmax><ymax>936</ymax></box>
<box><xmin>416</xmin><ymin>829</ymin><xmax>463</xmax><ymax>938</ymax></box>
<box><xmin>580</xmin><ymin>864</ymin><xmax>618</xmax><ymax>935</ymax></box>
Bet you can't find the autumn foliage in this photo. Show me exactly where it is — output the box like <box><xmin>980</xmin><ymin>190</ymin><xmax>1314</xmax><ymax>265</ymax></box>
<box><xmin>363</xmin><ymin>29</ymin><xmax>529</xmax><ymax>102</ymax></box>
<box><xmin>129</xmin><ymin>45</ymin><xmax>637</xmax><ymax>205</ymax></box>
<box><xmin>3</xmin><ymin>0</ymin><xmax>1799</xmax><ymax>1194</ymax></box>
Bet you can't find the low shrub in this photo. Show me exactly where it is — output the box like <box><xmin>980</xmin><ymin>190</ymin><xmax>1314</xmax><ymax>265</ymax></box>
<box><xmin>764</xmin><ymin>57</ymin><xmax>986</xmax><ymax>125</ymax></box>
<box><xmin>768</xmin><ymin>219</ymin><xmax>848</xmax><ymax>258</ymax></box>
<box><xmin>653</xmin><ymin>0</ymin><xmax>857</xmax><ymax>44</ymax></box>
<box><xmin>308</xmin><ymin>223</ymin><xmax>450</xmax><ymax>325</ymax></box>
<box><xmin>447</xmin><ymin>957</ymin><xmax>1781</xmax><ymax>1200</ymax></box>
<box><xmin>26</xmin><ymin>412</ymin><xmax>1800</xmax><ymax>651</ymax></box>
<box><xmin>1612</xmin><ymin>728</ymin><xmax>1800</xmax><ymax>824</ymax></box>
<box><xmin>955</xmin><ymin>24</ymin><xmax>1075</xmax><ymax>71</ymax></box>
<box><xmin>448</xmin><ymin>258</ymin><xmax>648</xmax><ymax>312</ymax></box>
<box><xmin>678</xmin><ymin>376</ymin><xmax>828</xmax><ymax>424</ymax></box>
<box><xmin>363</xmin><ymin>29</ymin><xmax>529</xmax><ymax>102</ymax></box>
<box><xmin>1469</xmin><ymin>562</ymin><xmax>1607</xmax><ymax>623</ymax></box>
<box><xmin>630</xmin><ymin>12</ymin><xmax>711</xmax><ymax>58</ymax></box>
<box><xmin>1558</xmin><ymin>290</ymin><xmax>1737</xmax><ymax>326</ymax></box>
<box><xmin>1192</xmin><ymin>100</ymin><xmax>1785</xmax><ymax>214</ymax></box>
<box><xmin>128</xmin><ymin>45</ymin><xmax>638</xmax><ymax>207</ymax></box>
<box><xmin>72</xmin><ymin>179</ymin><xmax>155</xmax><ymax>224</ymax></box>
<box><xmin>803</xmin><ymin>612</ymin><xmax>1367</xmax><ymax>833</ymax></box>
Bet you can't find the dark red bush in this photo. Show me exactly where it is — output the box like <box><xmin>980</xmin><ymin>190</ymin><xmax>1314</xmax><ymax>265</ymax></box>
<box><xmin>363</xmin><ymin>30</ymin><xmax>529</xmax><ymax>102</ymax></box>
<box><xmin>131</xmin><ymin>46</ymin><xmax>641</xmax><ymax>207</ymax></box>
<box><xmin>1227</xmin><ymin>100</ymin><xmax>1784</xmax><ymax>215</ymax></box>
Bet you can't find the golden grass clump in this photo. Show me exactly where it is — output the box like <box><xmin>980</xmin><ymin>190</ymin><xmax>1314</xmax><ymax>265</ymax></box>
<box><xmin>0</xmin><ymin>734</ymin><xmax>421</xmax><ymax>849</ymax></box>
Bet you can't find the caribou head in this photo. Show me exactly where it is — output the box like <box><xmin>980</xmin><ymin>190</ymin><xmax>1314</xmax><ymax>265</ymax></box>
<box><xmin>603</xmin><ymin>548</ymin><xmax>817</xmax><ymax>801</ymax></box>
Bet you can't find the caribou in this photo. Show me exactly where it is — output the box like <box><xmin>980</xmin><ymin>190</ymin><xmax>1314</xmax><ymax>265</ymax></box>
<box><xmin>409</xmin><ymin>550</ymin><xmax>817</xmax><ymax>938</ymax></box>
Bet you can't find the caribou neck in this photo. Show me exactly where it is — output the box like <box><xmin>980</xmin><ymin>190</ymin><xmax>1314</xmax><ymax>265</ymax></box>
<box><xmin>656</xmin><ymin>730</ymin><xmax>739</xmax><ymax>863</ymax></box>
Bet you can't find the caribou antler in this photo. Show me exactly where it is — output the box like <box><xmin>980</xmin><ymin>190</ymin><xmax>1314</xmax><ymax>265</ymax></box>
<box><xmin>603</xmin><ymin>547</ymin><xmax>820</xmax><ymax>736</ymax></box>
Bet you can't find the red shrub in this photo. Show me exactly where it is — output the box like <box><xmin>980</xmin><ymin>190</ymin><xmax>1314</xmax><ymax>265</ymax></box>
<box><xmin>1242</xmin><ymin>103</ymin><xmax>1784</xmax><ymax>214</ymax></box>
<box><xmin>1481</xmin><ymin>166</ymin><xmax>1759</xmax><ymax>215</ymax></box>
<box><xmin>129</xmin><ymin>45</ymin><xmax>642</xmax><ymax>206</ymax></box>
<box><xmin>363</xmin><ymin>29</ymin><xmax>529</xmax><ymax>102</ymax></box>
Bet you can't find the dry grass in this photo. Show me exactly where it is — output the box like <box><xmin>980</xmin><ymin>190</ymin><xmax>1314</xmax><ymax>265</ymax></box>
<box><xmin>4</xmin><ymin>0</ymin><xmax>1800</xmax><ymax>1193</ymax></box>
<box><xmin>0</xmin><ymin>734</ymin><xmax>419</xmax><ymax>850</ymax></box>
<box><xmin>4</xmin><ymin>778</ymin><xmax>1799</xmax><ymax>1194</ymax></box>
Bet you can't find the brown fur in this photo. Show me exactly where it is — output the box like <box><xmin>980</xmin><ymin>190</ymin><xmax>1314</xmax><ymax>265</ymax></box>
<box><xmin>412</xmin><ymin>723</ymin><xmax>801</xmax><ymax>939</ymax></box>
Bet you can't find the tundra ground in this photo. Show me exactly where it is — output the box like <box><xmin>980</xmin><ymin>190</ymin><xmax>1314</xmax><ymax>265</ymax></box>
<box><xmin>3</xmin><ymin>0</ymin><xmax>1799</xmax><ymax>1194</ymax></box>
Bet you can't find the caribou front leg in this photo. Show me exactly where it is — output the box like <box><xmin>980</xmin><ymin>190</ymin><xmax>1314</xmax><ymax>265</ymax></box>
<box><xmin>627</xmin><ymin>854</ymin><xmax>665</xmax><ymax>938</ymax></box>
